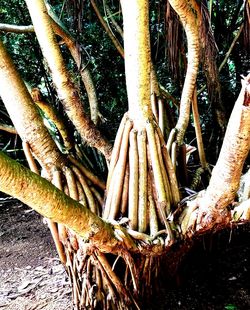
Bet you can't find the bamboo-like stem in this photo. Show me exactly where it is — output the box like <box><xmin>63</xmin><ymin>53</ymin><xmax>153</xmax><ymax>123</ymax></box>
<box><xmin>155</xmin><ymin>132</ymin><xmax>172</xmax><ymax>205</ymax></box>
<box><xmin>192</xmin><ymin>88</ymin><xmax>207</xmax><ymax>169</ymax></box>
<box><xmin>156</xmin><ymin>127</ymin><xmax>180</xmax><ymax>206</ymax></box>
<box><xmin>148</xmin><ymin>178</ymin><xmax>159</xmax><ymax>236</ymax></box>
<box><xmin>147</xmin><ymin>123</ymin><xmax>174</xmax><ymax>240</ymax></box>
<box><xmin>171</xmin><ymin>141</ymin><xmax>177</xmax><ymax>171</ymax></box>
<box><xmin>121</xmin><ymin>164</ymin><xmax>129</xmax><ymax>215</ymax></box>
<box><xmin>64</xmin><ymin>166</ymin><xmax>79</xmax><ymax>201</ymax></box>
<box><xmin>158</xmin><ymin>98</ymin><xmax>165</xmax><ymax>135</ymax></box>
<box><xmin>22</xmin><ymin>142</ymin><xmax>40</xmax><ymax>174</ymax></box>
<box><xmin>76</xmin><ymin>180</ymin><xmax>85</xmax><ymax>203</ymax></box>
<box><xmin>146</xmin><ymin>122</ymin><xmax>170</xmax><ymax>217</ymax></box>
<box><xmin>71</xmin><ymin>166</ymin><xmax>97</xmax><ymax>214</ymax></box>
<box><xmin>166</xmin><ymin>128</ymin><xmax>177</xmax><ymax>154</ymax></box>
<box><xmin>106</xmin><ymin>113</ymin><xmax>128</xmax><ymax>190</ymax></box>
<box><xmin>138</xmin><ymin>129</ymin><xmax>148</xmax><ymax>232</ymax></box>
<box><xmin>105</xmin><ymin>119</ymin><xmax>132</xmax><ymax>219</ymax></box>
<box><xmin>151</xmin><ymin>94</ymin><xmax>158</xmax><ymax>122</ymax></box>
<box><xmin>128</xmin><ymin>130</ymin><xmax>139</xmax><ymax>229</ymax></box>
<box><xmin>68</xmin><ymin>155</ymin><xmax>105</xmax><ymax>190</ymax></box>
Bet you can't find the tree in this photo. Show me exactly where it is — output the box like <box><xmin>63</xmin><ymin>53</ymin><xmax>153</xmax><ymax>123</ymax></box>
<box><xmin>0</xmin><ymin>0</ymin><xmax>249</xmax><ymax>309</ymax></box>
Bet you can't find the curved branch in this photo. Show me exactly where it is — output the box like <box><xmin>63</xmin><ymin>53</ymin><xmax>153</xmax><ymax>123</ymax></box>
<box><xmin>168</xmin><ymin>0</ymin><xmax>200</xmax><ymax>144</ymax></box>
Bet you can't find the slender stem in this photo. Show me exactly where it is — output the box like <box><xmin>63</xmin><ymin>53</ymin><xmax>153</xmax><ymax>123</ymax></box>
<box><xmin>91</xmin><ymin>0</ymin><xmax>124</xmax><ymax>57</ymax></box>
<box><xmin>192</xmin><ymin>88</ymin><xmax>207</xmax><ymax>169</ymax></box>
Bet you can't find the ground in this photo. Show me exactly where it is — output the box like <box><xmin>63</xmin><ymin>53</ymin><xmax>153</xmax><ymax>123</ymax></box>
<box><xmin>0</xmin><ymin>199</ymin><xmax>250</xmax><ymax>310</ymax></box>
<box><xmin>0</xmin><ymin>199</ymin><xmax>72</xmax><ymax>310</ymax></box>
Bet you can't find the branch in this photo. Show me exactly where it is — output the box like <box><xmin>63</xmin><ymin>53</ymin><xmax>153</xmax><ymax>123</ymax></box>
<box><xmin>218</xmin><ymin>23</ymin><xmax>244</xmax><ymax>72</ymax></box>
<box><xmin>47</xmin><ymin>13</ymin><xmax>101</xmax><ymax>125</ymax></box>
<box><xmin>0</xmin><ymin>123</ymin><xmax>17</xmax><ymax>134</ymax></box>
<box><xmin>0</xmin><ymin>151</ymin><xmax>118</xmax><ymax>251</ymax></box>
<box><xmin>168</xmin><ymin>0</ymin><xmax>200</xmax><ymax>144</ymax></box>
<box><xmin>105</xmin><ymin>5</ymin><xmax>123</xmax><ymax>38</ymax></box>
<box><xmin>0</xmin><ymin>23</ymin><xmax>34</xmax><ymax>33</ymax></box>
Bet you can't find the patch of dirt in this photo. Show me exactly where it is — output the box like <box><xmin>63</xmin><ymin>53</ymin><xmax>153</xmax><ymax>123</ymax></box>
<box><xmin>0</xmin><ymin>199</ymin><xmax>72</xmax><ymax>310</ymax></box>
<box><xmin>0</xmin><ymin>198</ymin><xmax>250</xmax><ymax>310</ymax></box>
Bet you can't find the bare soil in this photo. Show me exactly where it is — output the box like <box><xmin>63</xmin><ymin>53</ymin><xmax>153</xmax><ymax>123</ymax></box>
<box><xmin>0</xmin><ymin>198</ymin><xmax>250</xmax><ymax>310</ymax></box>
<box><xmin>0</xmin><ymin>199</ymin><xmax>72</xmax><ymax>310</ymax></box>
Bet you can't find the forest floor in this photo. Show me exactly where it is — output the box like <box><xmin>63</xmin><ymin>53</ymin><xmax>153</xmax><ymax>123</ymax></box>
<box><xmin>0</xmin><ymin>199</ymin><xmax>250</xmax><ymax>310</ymax></box>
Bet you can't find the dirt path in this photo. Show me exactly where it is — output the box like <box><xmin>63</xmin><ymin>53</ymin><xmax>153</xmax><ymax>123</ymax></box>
<box><xmin>0</xmin><ymin>199</ymin><xmax>72</xmax><ymax>310</ymax></box>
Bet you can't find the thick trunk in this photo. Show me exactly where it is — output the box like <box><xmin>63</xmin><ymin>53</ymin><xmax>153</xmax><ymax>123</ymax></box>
<box><xmin>180</xmin><ymin>74</ymin><xmax>250</xmax><ymax>234</ymax></box>
<box><xmin>121</xmin><ymin>0</ymin><xmax>153</xmax><ymax>125</ymax></box>
<box><xmin>104</xmin><ymin>0</ymin><xmax>180</xmax><ymax>239</ymax></box>
<box><xmin>197</xmin><ymin>74</ymin><xmax>250</xmax><ymax>228</ymax></box>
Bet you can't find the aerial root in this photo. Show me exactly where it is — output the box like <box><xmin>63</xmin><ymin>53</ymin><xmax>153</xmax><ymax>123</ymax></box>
<box><xmin>103</xmin><ymin>113</ymin><xmax>180</xmax><ymax>241</ymax></box>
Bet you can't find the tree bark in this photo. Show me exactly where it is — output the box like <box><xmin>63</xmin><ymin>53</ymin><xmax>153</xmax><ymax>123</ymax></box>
<box><xmin>168</xmin><ymin>0</ymin><xmax>200</xmax><ymax>144</ymax></box>
<box><xmin>0</xmin><ymin>40</ymin><xmax>66</xmax><ymax>172</ymax></box>
<box><xmin>25</xmin><ymin>0</ymin><xmax>112</xmax><ymax>159</ymax></box>
<box><xmin>0</xmin><ymin>151</ymin><xmax>118</xmax><ymax>251</ymax></box>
